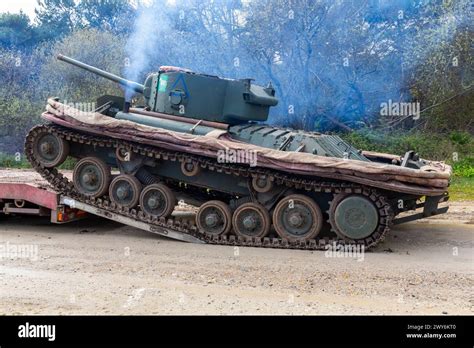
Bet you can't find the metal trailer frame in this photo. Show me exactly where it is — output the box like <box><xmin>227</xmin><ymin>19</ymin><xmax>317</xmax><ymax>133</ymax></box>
<box><xmin>0</xmin><ymin>182</ymin><xmax>87</xmax><ymax>223</ymax></box>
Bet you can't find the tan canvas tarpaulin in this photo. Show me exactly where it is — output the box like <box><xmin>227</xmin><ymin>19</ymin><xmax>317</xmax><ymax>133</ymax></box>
<box><xmin>42</xmin><ymin>99</ymin><xmax>452</xmax><ymax>196</ymax></box>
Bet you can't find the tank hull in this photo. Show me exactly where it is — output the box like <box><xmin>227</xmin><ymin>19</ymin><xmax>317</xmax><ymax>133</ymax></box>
<box><xmin>25</xmin><ymin>101</ymin><xmax>451</xmax><ymax>250</ymax></box>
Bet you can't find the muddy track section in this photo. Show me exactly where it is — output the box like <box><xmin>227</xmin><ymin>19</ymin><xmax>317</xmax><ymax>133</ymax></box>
<box><xmin>25</xmin><ymin>124</ymin><xmax>393</xmax><ymax>250</ymax></box>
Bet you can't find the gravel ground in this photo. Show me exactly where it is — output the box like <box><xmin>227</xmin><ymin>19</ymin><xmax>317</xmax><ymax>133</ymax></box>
<box><xmin>0</xmin><ymin>215</ymin><xmax>472</xmax><ymax>315</ymax></box>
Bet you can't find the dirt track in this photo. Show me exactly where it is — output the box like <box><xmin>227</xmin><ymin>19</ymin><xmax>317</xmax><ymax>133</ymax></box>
<box><xmin>0</xmin><ymin>208</ymin><xmax>472</xmax><ymax>315</ymax></box>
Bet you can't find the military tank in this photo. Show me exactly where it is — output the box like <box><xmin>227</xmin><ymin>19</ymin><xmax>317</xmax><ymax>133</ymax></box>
<box><xmin>25</xmin><ymin>54</ymin><xmax>451</xmax><ymax>250</ymax></box>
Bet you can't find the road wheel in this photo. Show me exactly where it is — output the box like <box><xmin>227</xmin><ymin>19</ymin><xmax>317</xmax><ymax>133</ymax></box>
<box><xmin>196</xmin><ymin>200</ymin><xmax>232</xmax><ymax>236</ymax></box>
<box><xmin>109</xmin><ymin>174</ymin><xmax>142</xmax><ymax>208</ymax></box>
<box><xmin>273</xmin><ymin>194</ymin><xmax>323</xmax><ymax>242</ymax></box>
<box><xmin>232</xmin><ymin>202</ymin><xmax>271</xmax><ymax>238</ymax></box>
<box><xmin>139</xmin><ymin>183</ymin><xmax>176</xmax><ymax>218</ymax></box>
<box><xmin>32</xmin><ymin>130</ymin><xmax>69</xmax><ymax>168</ymax></box>
<box><xmin>73</xmin><ymin>157</ymin><xmax>111</xmax><ymax>198</ymax></box>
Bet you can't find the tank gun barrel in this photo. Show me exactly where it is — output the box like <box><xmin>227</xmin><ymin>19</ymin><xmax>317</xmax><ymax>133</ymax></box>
<box><xmin>57</xmin><ymin>54</ymin><xmax>144</xmax><ymax>94</ymax></box>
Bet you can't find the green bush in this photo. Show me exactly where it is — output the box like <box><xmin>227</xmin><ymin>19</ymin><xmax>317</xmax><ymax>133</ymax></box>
<box><xmin>0</xmin><ymin>152</ymin><xmax>31</xmax><ymax>168</ymax></box>
<box><xmin>341</xmin><ymin>129</ymin><xmax>474</xmax><ymax>178</ymax></box>
<box><xmin>449</xmin><ymin>177</ymin><xmax>474</xmax><ymax>201</ymax></box>
<box><xmin>452</xmin><ymin>157</ymin><xmax>474</xmax><ymax>178</ymax></box>
<box><xmin>0</xmin><ymin>152</ymin><xmax>76</xmax><ymax>170</ymax></box>
<box><xmin>58</xmin><ymin>157</ymin><xmax>76</xmax><ymax>170</ymax></box>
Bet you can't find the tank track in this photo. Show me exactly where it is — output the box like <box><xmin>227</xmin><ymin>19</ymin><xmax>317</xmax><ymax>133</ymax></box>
<box><xmin>25</xmin><ymin>124</ymin><xmax>394</xmax><ymax>251</ymax></box>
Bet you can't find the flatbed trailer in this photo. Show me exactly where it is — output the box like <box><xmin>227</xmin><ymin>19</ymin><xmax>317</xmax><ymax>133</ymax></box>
<box><xmin>0</xmin><ymin>169</ymin><xmax>202</xmax><ymax>243</ymax></box>
<box><xmin>0</xmin><ymin>168</ymin><xmax>86</xmax><ymax>223</ymax></box>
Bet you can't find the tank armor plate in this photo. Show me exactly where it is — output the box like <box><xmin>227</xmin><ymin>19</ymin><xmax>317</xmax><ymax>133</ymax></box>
<box><xmin>229</xmin><ymin>124</ymin><xmax>369</xmax><ymax>161</ymax></box>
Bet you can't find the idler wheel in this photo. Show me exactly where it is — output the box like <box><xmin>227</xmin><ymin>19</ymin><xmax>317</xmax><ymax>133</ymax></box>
<box><xmin>252</xmin><ymin>176</ymin><xmax>273</xmax><ymax>193</ymax></box>
<box><xmin>139</xmin><ymin>183</ymin><xmax>176</xmax><ymax>218</ymax></box>
<box><xmin>109</xmin><ymin>174</ymin><xmax>142</xmax><ymax>208</ymax></box>
<box><xmin>73</xmin><ymin>157</ymin><xmax>111</xmax><ymax>198</ymax></box>
<box><xmin>232</xmin><ymin>202</ymin><xmax>271</xmax><ymax>238</ymax></box>
<box><xmin>329</xmin><ymin>194</ymin><xmax>379</xmax><ymax>240</ymax></box>
<box><xmin>196</xmin><ymin>200</ymin><xmax>232</xmax><ymax>236</ymax></box>
<box><xmin>32</xmin><ymin>130</ymin><xmax>69</xmax><ymax>168</ymax></box>
<box><xmin>273</xmin><ymin>194</ymin><xmax>323</xmax><ymax>241</ymax></box>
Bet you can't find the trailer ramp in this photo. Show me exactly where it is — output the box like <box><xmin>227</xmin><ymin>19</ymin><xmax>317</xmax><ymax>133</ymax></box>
<box><xmin>60</xmin><ymin>196</ymin><xmax>204</xmax><ymax>244</ymax></box>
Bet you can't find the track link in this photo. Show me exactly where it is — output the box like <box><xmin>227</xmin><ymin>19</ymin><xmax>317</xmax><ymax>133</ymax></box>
<box><xmin>25</xmin><ymin>124</ymin><xmax>394</xmax><ymax>250</ymax></box>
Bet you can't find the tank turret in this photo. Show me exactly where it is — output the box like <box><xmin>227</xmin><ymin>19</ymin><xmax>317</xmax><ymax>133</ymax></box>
<box><xmin>57</xmin><ymin>54</ymin><xmax>278</xmax><ymax>125</ymax></box>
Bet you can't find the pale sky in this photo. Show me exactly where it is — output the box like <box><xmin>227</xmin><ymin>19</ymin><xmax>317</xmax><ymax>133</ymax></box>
<box><xmin>0</xmin><ymin>0</ymin><xmax>158</xmax><ymax>20</ymax></box>
<box><xmin>0</xmin><ymin>0</ymin><xmax>38</xmax><ymax>18</ymax></box>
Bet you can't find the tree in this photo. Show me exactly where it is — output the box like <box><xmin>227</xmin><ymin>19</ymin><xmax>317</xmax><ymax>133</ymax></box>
<box><xmin>0</xmin><ymin>12</ymin><xmax>36</xmax><ymax>49</ymax></box>
<box><xmin>405</xmin><ymin>0</ymin><xmax>473</xmax><ymax>134</ymax></box>
<box><xmin>242</xmin><ymin>0</ymin><xmax>409</xmax><ymax>130</ymax></box>
<box><xmin>39</xmin><ymin>28</ymin><xmax>128</xmax><ymax>102</ymax></box>
<box><xmin>35</xmin><ymin>0</ymin><xmax>77</xmax><ymax>40</ymax></box>
<box><xmin>76</xmin><ymin>0</ymin><xmax>137</xmax><ymax>34</ymax></box>
<box><xmin>0</xmin><ymin>47</ymin><xmax>46</xmax><ymax>153</ymax></box>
